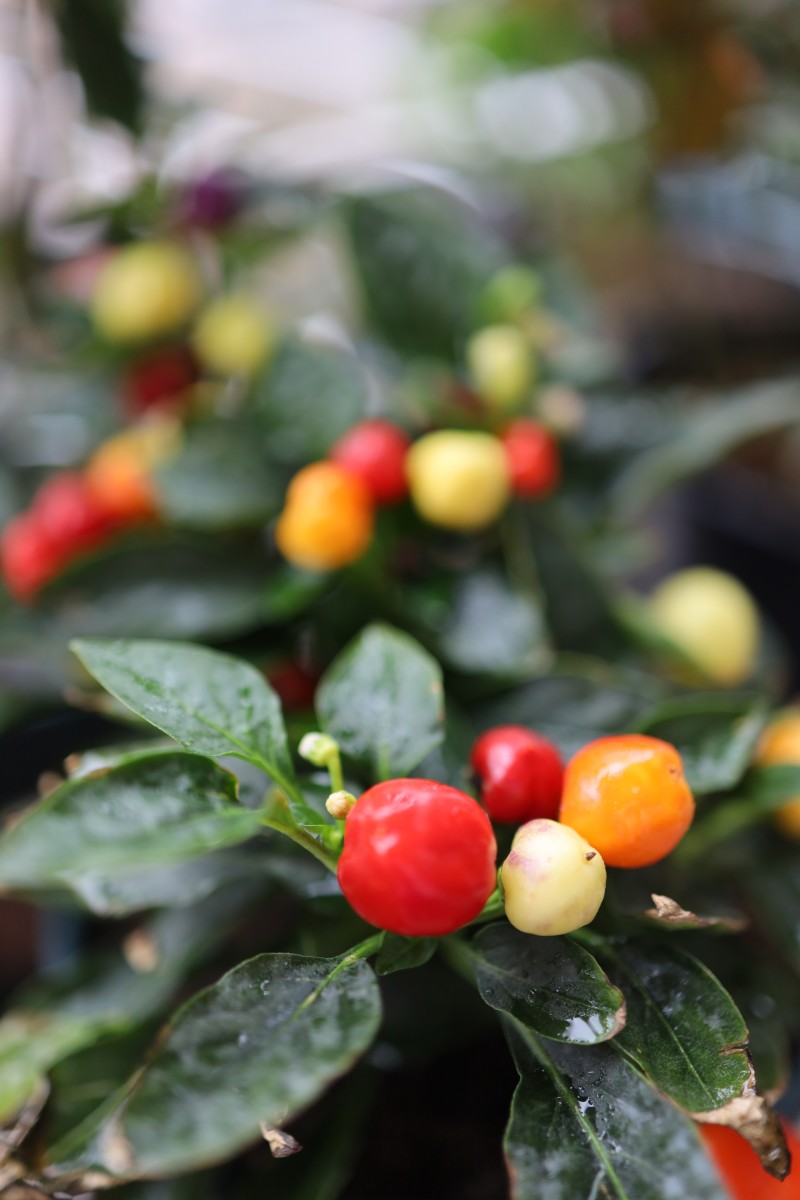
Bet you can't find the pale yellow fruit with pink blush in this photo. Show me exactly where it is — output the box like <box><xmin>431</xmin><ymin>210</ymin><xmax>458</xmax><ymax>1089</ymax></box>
<box><xmin>501</xmin><ymin>819</ymin><xmax>606</xmax><ymax>936</ymax></box>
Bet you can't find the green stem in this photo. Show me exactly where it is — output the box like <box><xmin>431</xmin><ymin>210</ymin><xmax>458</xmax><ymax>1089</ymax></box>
<box><xmin>260</xmin><ymin>796</ymin><xmax>339</xmax><ymax>874</ymax></box>
<box><xmin>328</xmin><ymin>746</ymin><xmax>345</xmax><ymax>795</ymax></box>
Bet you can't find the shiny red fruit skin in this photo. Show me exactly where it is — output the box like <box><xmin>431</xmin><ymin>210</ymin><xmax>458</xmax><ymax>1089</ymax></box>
<box><xmin>500</xmin><ymin>419</ymin><xmax>560</xmax><ymax>498</ymax></box>
<box><xmin>33</xmin><ymin>473</ymin><xmax>115</xmax><ymax>555</ymax></box>
<box><xmin>123</xmin><ymin>345</ymin><xmax>197</xmax><ymax>416</ymax></box>
<box><xmin>329</xmin><ymin>420</ymin><xmax>411</xmax><ymax>506</ymax></box>
<box><xmin>337</xmin><ymin>779</ymin><xmax>497</xmax><ymax>936</ymax></box>
<box><xmin>701</xmin><ymin>1121</ymin><xmax>800</xmax><ymax>1198</ymax></box>
<box><xmin>471</xmin><ymin>725</ymin><xmax>564</xmax><ymax>823</ymax></box>
<box><xmin>1</xmin><ymin>513</ymin><xmax>60</xmax><ymax>600</ymax></box>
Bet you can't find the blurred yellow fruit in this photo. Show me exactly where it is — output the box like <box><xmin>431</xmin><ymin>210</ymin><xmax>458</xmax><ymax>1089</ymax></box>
<box><xmin>466</xmin><ymin>324</ymin><xmax>534</xmax><ymax>412</ymax></box>
<box><xmin>648</xmin><ymin>567</ymin><xmax>760</xmax><ymax>687</ymax></box>
<box><xmin>192</xmin><ymin>294</ymin><xmax>275</xmax><ymax>376</ymax></box>
<box><xmin>406</xmin><ymin>430</ymin><xmax>510</xmax><ymax>532</ymax></box>
<box><xmin>91</xmin><ymin>242</ymin><xmax>201</xmax><ymax>343</ymax></box>
<box><xmin>756</xmin><ymin>710</ymin><xmax>800</xmax><ymax>838</ymax></box>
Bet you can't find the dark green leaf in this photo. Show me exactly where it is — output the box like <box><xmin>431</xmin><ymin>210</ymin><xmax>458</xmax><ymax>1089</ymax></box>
<box><xmin>44</xmin><ymin>539</ymin><xmax>270</xmax><ymax>640</ymax></box>
<box><xmin>468</xmin><ymin>925</ymin><xmax>625</xmax><ymax>1044</ymax></box>
<box><xmin>603</xmin><ymin>943</ymin><xmax>752</xmax><ymax>1114</ymax></box>
<box><xmin>436</xmin><ymin>569</ymin><xmax>550</xmax><ymax>677</ymax></box>
<box><xmin>475</xmin><ymin>668</ymin><xmax>656</xmax><ymax>760</ymax></box>
<box><xmin>62</xmin><ymin>847</ymin><xmax>271</xmax><ymax>917</ymax></box>
<box><xmin>524</xmin><ymin>507</ymin><xmax>624</xmax><ymax>657</ymax></box>
<box><xmin>254</xmin><ymin>339</ymin><xmax>366</xmax><ymax>464</ymax></box>
<box><xmin>54</xmin><ymin>0</ymin><xmax>143</xmax><ymax>132</ymax></box>
<box><xmin>0</xmin><ymin>752</ymin><xmax>262</xmax><ymax>889</ymax></box>
<box><xmin>677</xmin><ymin>765</ymin><xmax>800</xmax><ymax>862</ymax></box>
<box><xmin>70</xmin><ymin>639</ymin><xmax>294</xmax><ymax>786</ymax></box>
<box><xmin>345</xmin><ymin>189</ymin><xmax>504</xmax><ymax>356</ymax></box>
<box><xmin>636</xmin><ymin>693</ymin><xmax>768</xmax><ymax>795</ymax></box>
<box><xmin>316</xmin><ymin>623</ymin><xmax>444</xmax><ymax>779</ymax></box>
<box><xmin>504</xmin><ymin>1023</ymin><xmax>727</xmax><ymax>1200</ymax></box>
<box><xmin>47</xmin><ymin>948</ymin><xmax>382</xmax><ymax>1179</ymax></box>
<box><xmin>155</xmin><ymin>419</ymin><xmax>279</xmax><ymax>530</ymax></box>
<box><xmin>612</xmin><ymin>382</ymin><xmax>800</xmax><ymax>520</ymax></box>
<box><xmin>375</xmin><ymin>934</ymin><xmax>438</xmax><ymax>976</ymax></box>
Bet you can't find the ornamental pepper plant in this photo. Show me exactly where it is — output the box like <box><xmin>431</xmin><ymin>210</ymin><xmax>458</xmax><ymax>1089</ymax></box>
<box><xmin>3</xmin><ymin>180</ymin><xmax>800</xmax><ymax>1199</ymax></box>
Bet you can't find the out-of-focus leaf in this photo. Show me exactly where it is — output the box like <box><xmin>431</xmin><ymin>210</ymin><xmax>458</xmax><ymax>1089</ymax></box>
<box><xmin>43</xmin><ymin>538</ymin><xmax>270</xmax><ymax>641</ymax></box>
<box><xmin>504</xmin><ymin>1023</ymin><xmax>727</xmax><ymax>1200</ymax></box>
<box><xmin>0</xmin><ymin>885</ymin><xmax>259</xmax><ymax>1122</ymax></box>
<box><xmin>253</xmin><ymin>339</ymin><xmax>366</xmax><ymax>464</ymax></box>
<box><xmin>677</xmin><ymin>765</ymin><xmax>800</xmax><ymax>862</ymax></box>
<box><xmin>47</xmin><ymin>949</ymin><xmax>382</xmax><ymax>1179</ymax></box>
<box><xmin>316</xmin><ymin>623</ymin><xmax>444</xmax><ymax>779</ymax></box>
<box><xmin>435</xmin><ymin>569</ymin><xmax>550</xmax><ymax>678</ymax></box>
<box><xmin>475</xmin><ymin>667</ymin><xmax>657</xmax><ymax>760</ymax></box>
<box><xmin>55</xmin><ymin>0</ymin><xmax>143</xmax><ymax>131</ymax></box>
<box><xmin>345</xmin><ymin>188</ymin><xmax>505</xmax><ymax>356</ymax></box>
<box><xmin>635</xmin><ymin>693</ymin><xmax>768</xmax><ymax>795</ymax></box>
<box><xmin>467</xmin><ymin>925</ymin><xmax>625</xmax><ymax>1045</ymax></box>
<box><xmin>523</xmin><ymin>507</ymin><xmax>624</xmax><ymax>656</ymax></box>
<box><xmin>612</xmin><ymin>382</ymin><xmax>800</xmax><ymax>520</ymax></box>
<box><xmin>155</xmin><ymin>419</ymin><xmax>279</xmax><ymax>530</ymax></box>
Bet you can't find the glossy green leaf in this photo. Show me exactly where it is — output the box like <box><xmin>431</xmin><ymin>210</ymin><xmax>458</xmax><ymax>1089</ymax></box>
<box><xmin>504</xmin><ymin>1023</ymin><xmax>727</xmax><ymax>1200</ymax></box>
<box><xmin>436</xmin><ymin>569</ymin><xmax>550</xmax><ymax>677</ymax></box>
<box><xmin>603</xmin><ymin>942</ymin><xmax>752</xmax><ymax>1114</ymax></box>
<box><xmin>636</xmin><ymin>693</ymin><xmax>767</xmax><ymax>795</ymax></box>
<box><xmin>0</xmin><ymin>1015</ymin><xmax>95</xmax><ymax>1123</ymax></box>
<box><xmin>345</xmin><ymin>189</ymin><xmax>504</xmax><ymax>356</ymax></box>
<box><xmin>71</xmin><ymin>639</ymin><xmax>294</xmax><ymax>787</ymax></box>
<box><xmin>316</xmin><ymin>623</ymin><xmax>444</xmax><ymax>779</ymax></box>
<box><xmin>0</xmin><ymin>752</ymin><xmax>262</xmax><ymax>888</ymax></box>
<box><xmin>468</xmin><ymin>925</ymin><xmax>625</xmax><ymax>1044</ymax></box>
<box><xmin>376</xmin><ymin>934</ymin><xmax>438</xmax><ymax>977</ymax></box>
<box><xmin>155</xmin><ymin>419</ymin><xmax>279</xmax><ymax>530</ymax></box>
<box><xmin>254</xmin><ymin>339</ymin><xmax>366</xmax><ymax>464</ymax></box>
<box><xmin>47</xmin><ymin>948</ymin><xmax>382</xmax><ymax>1179</ymax></box>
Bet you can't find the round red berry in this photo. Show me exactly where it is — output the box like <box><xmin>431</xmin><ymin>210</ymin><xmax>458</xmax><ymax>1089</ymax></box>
<box><xmin>471</xmin><ymin>725</ymin><xmax>564</xmax><ymax>823</ymax></box>
<box><xmin>337</xmin><ymin>778</ymin><xmax>497</xmax><ymax>936</ymax></box>
<box><xmin>266</xmin><ymin>660</ymin><xmax>319</xmax><ymax>712</ymax></box>
<box><xmin>1</xmin><ymin>513</ymin><xmax>60</xmax><ymax>601</ymax></box>
<box><xmin>329</xmin><ymin>420</ymin><xmax>411</xmax><ymax>506</ymax></box>
<box><xmin>500</xmin><ymin>419</ymin><xmax>559</xmax><ymax>498</ymax></box>
<box><xmin>123</xmin><ymin>345</ymin><xmax>197</xmax><ymax>417</ymax></box>
<box><xmin>32</xmin><ymin>473</ymin><xmax>115</xmax><ymax>556</ymax></box>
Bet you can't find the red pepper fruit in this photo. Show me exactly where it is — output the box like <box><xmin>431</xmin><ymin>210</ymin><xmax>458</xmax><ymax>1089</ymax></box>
<box><xmin>337</xmin><ymin>778</ymin><xmax>497</xmax><ymax>936</ymax></box>
<box><xmin>500</xmin><ymin>419</ymin><xmax>560</xmax><ymax>498</ymax></box>
<box><xmin>123</xmin><ymin>345</ymin><xmax>197</xmax><ymax>417</ymax></box>
<box><xmin>33</xmin><ymin>473</ymin><xmax>115</xmax><ymax>556</ymax></box>
<box><xmin>329</xmin><ymin>419</ymin><xmax>411</xmax><ymax>506</ymax></box>
<box><xmin>700</xmin><ymin>1121</ymin><xmax>800</xmax><ymax>1198</ymax></box>
<box><xmin>471</xmin><ymin>725</ymin><xmax>564</xmax><ymax>823</ymax></box>
<box><xmin>266</xmin><ymin>660</ymin><xmax>319</xmax><ymax>712</ymax></box>
<box><xmin>0</xmin><ymin>513</ymin><xmax>60</xmax><ymax>601</ymax></box>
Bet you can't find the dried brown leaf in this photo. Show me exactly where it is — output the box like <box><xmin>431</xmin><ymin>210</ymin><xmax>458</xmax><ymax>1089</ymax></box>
<box><xmin>259</xmin><ymin>1122</ymin><xmax>302</xmax><ymax>1158</ymax></box>
<box><xmin>641</xmin><ymin>894</ymin><xmax>749</xmax><ymax>933</ymax></box>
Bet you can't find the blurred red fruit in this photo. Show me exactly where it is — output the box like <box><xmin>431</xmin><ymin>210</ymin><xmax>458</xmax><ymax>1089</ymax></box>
<box><xmin>1</xmin><ymin>513</ymin><xmax>59</xmax><ymax>601</ymax></box>
<box><xmin>330</xmin><ymin>420</ymin><xmax>411</xmax><ymax>506</ymax></box>
<box><xmin>500</xmin><ymin>419</ymin><xmax>560</xmax><ymax>498</ymax></box>
<box><xmin>123</xmin><ymin>346</ymin><xmax>198</xmax><ymax>416</ymax></box>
